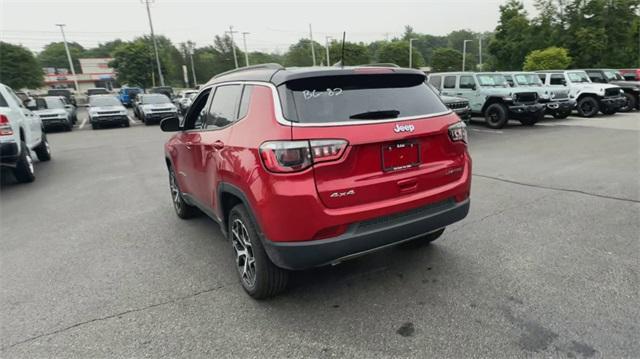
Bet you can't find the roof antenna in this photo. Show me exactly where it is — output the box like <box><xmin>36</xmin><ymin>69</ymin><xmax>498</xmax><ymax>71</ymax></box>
<box><xmin>340</xmin><ymin>32</ymin><xmax>346</xmax><ymax>68</ymax></box>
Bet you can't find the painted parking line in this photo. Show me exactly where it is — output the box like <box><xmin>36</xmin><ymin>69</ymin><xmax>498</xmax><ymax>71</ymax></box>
<box><xmin>79</xmin><ymin>117</ymin><xmax>88</xmax><ymax>130</ymax></box>
<box><xmin>470</xmin><ymin>128</ymin><xmax>504</xmax><ymax>134</ymax></box>
<box><xmin>128</xmin><ymin>116</ymin><xmax>136</xmax><ymax>125</ymax></box>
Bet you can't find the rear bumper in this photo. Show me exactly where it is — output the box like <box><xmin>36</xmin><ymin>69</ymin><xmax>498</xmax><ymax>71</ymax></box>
<box><xmin>0</xmin><ymin>141</ymin><xmax>19</xmax><ymax>165</ymax></box>
<box><xmin>545</xmin><ymin>100</ymin><xmax>576</xmax><ymax>113</ymax></box>
<box><xmin>263</xmin><ymin>198</ymin><xmax>470</xmax><ymax>270</ymax></box>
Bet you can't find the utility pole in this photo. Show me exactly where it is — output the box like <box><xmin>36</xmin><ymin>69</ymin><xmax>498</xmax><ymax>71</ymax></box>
<box><xmin>226</xmin><ymin>26</ymin><xmax>239</xmax><ymax>69</ymax></box>
<box><xmin>142</xmin><ymin>0</ymin><xmax>165</xmax><ymax>86</ymax></box>
<box><xmin>188</xmin><ymin>42</ymin><xmax>197</xmax><ymax>87</ymax></box>
<box><xmin>325</xmin><ymin>36</ymin><xmax>332</xmax><ymax>66</ymax></box>
<box><xmin>409</xmin><ymin>38</ymin><xmax>417</xmax><ymax>68</ymax></box>
<box><xmin>462</xmin><ymin>39</ymin><xmax>472</xmax><ymax>72</ymax></box>
<box><xmin>478</xmin><ymin>37</ymin><xmax>483</xmax><ymax>71</ymax></box>
<box><xmin>55</xmin><ymin>24</ymin><xmax>79</xmax><ymax>91</ymax></box>
<box><xmin>241</xmin><ymin>32</ymin><xmax>250</xmax><ymax>67</ymax></box>
<box><xmin>309</xmin><ymin>24</ymin><xmax>316</xmax><ymax>66</ymax></box>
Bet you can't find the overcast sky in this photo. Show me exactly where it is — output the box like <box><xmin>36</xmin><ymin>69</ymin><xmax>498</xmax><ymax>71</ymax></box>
<box><xmin>1</xmin><ymin>0</ymin><xmax>538</xmax><ymax>54</ymax></box>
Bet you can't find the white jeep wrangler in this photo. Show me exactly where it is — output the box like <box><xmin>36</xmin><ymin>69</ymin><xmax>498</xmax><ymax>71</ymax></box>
<box><xmin>0</xmin><ymin>83</ymin><xmax>52</xmax><ymax>183</ymax></box>
<box><xmin>537</xmin><ymin>70</ymin><xmax>626</xmax><ymax>117</ymax></box>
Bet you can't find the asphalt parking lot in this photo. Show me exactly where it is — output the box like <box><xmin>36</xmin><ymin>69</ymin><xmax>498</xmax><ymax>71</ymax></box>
<box><xmin>1</xmin><ymin>110</ymin><xmax>638</xmax><ymax>358</ymax></box>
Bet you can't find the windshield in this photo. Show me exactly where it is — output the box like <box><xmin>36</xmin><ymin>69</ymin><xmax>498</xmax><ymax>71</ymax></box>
<box><xmin>142</xmin><ymin>94</ymin><xmax>171</xmax><ymax>104</ymax></box>
<box><xmin>35</xmin><ymin>97</ymin><xmax>65</xmax><ymax>110</ymax></box>
<box><xmin>567</xmin><ymin>72</ymin><xmax>591</xmax><ymax>83</ymax></box>
<box><xmin>604</xmin><ymin>70</ymin><xmax>624</xmax><ymax>81</ymax></box>
<box><xmin>514</xmin><ymin>73</ymin><xmax>542</xmax><ymax>86</ymax></box>
<box><xmin>476</xmin><ymin>74</ymin><xmax>508</xmax><ymax>87</ymax></box>
<box><xmin>278</xmin><ymin>74</ymin><xmax>447</xmax><ymax>123</ymax></box>
<box><xmin>89</xmin><ymin>96</ymin><xmax>121</xmax><ymax>107</ymax></box>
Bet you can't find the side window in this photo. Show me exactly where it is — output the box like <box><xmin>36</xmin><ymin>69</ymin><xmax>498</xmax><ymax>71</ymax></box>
<box><xmin>550</xmin><ymin>74</ymin><xmax>565</xmax><ymax>85</ymax></box>
<box><xmin>587</xmin><ymin>71</ymin><xmax>605</xmax><ymax>83</ymax></box>
<box><xmin>428</xmin><ymin>75</ymin><xmax>442</xmax><ymax>89</ymax></box>
<box><xmin>443</xmin><ymin>76</ymin><xmax>456</xmax><ymax>89</ymax></box>
<box><xmin>237</xmin><ymin>85</ymin><xmax>254</xmax><ymax>120</ymax></box>
<box><xmin>459</xmin><ymin>76</ymin><xmax>476</xmax><ymax>89</ymax></box>
<box><xmin>537</xmin><ymin>74</ymin><xmax>546</xmax><ymax>83</ymax></box>
<box><xmin>205</xmin><ymin>85</ymin><xmax>243</xmax><ymax>129</ymax></box>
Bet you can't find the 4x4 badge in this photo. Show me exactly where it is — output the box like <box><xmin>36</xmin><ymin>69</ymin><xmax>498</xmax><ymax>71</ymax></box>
<box><xmin>394</xmin><ymin>124</ymin><xmax>415</xmax><ymax>133</ymax></box>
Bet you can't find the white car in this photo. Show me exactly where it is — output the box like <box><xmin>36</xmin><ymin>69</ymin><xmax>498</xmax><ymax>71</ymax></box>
<box><xmin>31</xmin><ymin>96</ymin><xmax>73</xmax><ymax>131</ymax></box>
<box><xmin>537</xmin><ymin>70</ymin><xmax>626</xmax><ymax>117</ymax></box>
<box><xmin>136</xmin><ymin>94</ymin><xmax>178</xmax><ymax>125</ymax></box>
<box><xmin>0</xmin><ymin>83</ymin><xmax>52</xmax><ymax>183</ymax></box>
<box><xmin>87</xmin><ymin>95</ymin><xmax>130</xmax><ymax>130</ymax></box>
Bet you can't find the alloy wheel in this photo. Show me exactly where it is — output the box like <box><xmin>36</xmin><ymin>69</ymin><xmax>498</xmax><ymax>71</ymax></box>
<box><xmin>25</xmin><ymin>150</ymin><xmax>34</xmax><ymax>174</ymax></box>
<box><xmin>169</xmin><ymin>170</ymin><xmax>182</xmax><ymax>211</ymax></box>
<box><xmin>231</xmin><ymin>218</ymin><xmax>256</xmax><ymax>288</ymax></box>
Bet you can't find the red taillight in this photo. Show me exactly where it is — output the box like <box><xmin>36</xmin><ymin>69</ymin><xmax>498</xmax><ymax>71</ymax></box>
<box><xmin>448</xmin><ymin>122</ymin><xmax>468</xmax><ymax>144</ymax></box>
<box><xmin>259</xmin><ymin>139</ymin><xmax>348</xmax><ymax>173</ymax></box>
<box><xmin>0</xmin><ymin>115</ymin><xmax>13</xmax><ymax>136</ymax></box>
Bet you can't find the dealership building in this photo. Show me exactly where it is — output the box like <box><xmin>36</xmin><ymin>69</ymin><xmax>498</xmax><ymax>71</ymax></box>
<box><xmin>43</xmin><ymin>58</ymin><xmax>117</xmax><ymax>93</ymax></box>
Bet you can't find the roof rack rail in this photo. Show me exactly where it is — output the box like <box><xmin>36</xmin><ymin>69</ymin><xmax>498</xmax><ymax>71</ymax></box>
<box><xmin>212</xmin><ymin>63</ymin><xmax>284</xmax><ymax>79</ymax></box>
<box><xmin>358</xmin><ymin>63</ymin><xmax>400</xmax><ymax>68</ymax></box>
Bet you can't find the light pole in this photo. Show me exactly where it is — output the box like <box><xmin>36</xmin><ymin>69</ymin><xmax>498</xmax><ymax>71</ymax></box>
<box><xmin>309</xmin><ymin>24</ymin><xmax>316</xmax><ymax>66</ymax></box>
<box><xmin>478</xmin><ymin>37</ymin><xmax>483</xmax><ymax>71</ymax></box>
<box><xmin>325</xmin><ymin>36</ymin><xmax>332</xmax><ymax>66</ymax></box>
<box><xmin>409</xmin><ymin>38</ymin><xmax>417</xmax><ymax>68</ymax></box>
<box><xmin>141</xmin><ymin>0</ymin><xmax>165</xmax><ymax>86</ymax></box>
<box><xmin>241</xmin><ymin>32</ymin><xmax>250</xmax><ymax>67</ymax></box>
<box><xmin>188</xmin><ymin>42</ymin><xmax>197</xmax><ymax>87</ymax></box>
<box><xmin>226</xmin><ymin>26</ymin><xmax>239</xmax><ymax>69</ymax></box>
<box><xmin>462</xmin><ymin>39</ymin><xmax>472</xmax><ymax>72</ymax></box>
<box><xmin>54</xmin><ymin>24</ymin><xmax>79</xmax><ymax>91</ymax></box>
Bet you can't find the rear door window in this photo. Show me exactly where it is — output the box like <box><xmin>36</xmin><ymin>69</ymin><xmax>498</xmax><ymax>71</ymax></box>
<box><xmin>278</xmin><ymin>74</ymin><xmax>448</xmax><ymax>123</ymax></box>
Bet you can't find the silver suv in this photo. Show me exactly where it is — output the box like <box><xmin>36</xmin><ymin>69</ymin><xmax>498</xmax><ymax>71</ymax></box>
<box><xmin>428</xmin><ymin>72</ymin><xmax>545</xmax><ymax>129</ymax></box>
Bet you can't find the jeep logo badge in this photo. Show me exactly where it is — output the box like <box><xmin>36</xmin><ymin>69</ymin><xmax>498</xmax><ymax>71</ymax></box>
<box><xmin>394</xmin><ymin>124</ymin><xmax>415</xmax><ymax>133</ymax></box>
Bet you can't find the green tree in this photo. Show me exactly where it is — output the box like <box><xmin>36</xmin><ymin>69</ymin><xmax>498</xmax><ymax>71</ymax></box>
<box><xmin>376</xmin><ymin>40</ymin><xmax>425</xmax><ymax>68</ymax></box>
<box><xmin>85</xmin><ymin>40</ymin><xmax>125</xmax><ymax>58</ymax></box>
<box><xmin>248</xmin><ymin>51</ymin><xmax>284</xmax><ymax>65</ymax></box>
<box><xmin>109</xmin><ymin>41</ymin><xmax>155</xmax><ymax>88</ymax></box>
<box><xmin>284</xmin><ymin>39</ymin><xmax>324</xmax><ymax>67</ymax></box>
<box><xmin>523</xmin><ymin>46</ymin><xmax>572</xmax><ymax>70</ymax></box>
<box><xmin>431</xmin><ymin>48</ymin><xmax>463</xmax><ymax>72</ymax></box>
<box><xmin>37</xmin><ymin>42</ymin><xmax>86</xmax><ymax>72</ymax></box>
<box><xmin>447</xmin><ymin>29</ymin><xmax>479</xmax><ymax>69</ymax></box>
<box><xmin>488</xmin><ymin>0</ymin><xmax>532</xmax><ymax>70</ymax></box>
<box><xmin>328</xmin><ymin>41</ymin><xmax>370</xmax><ymax>66</ymax></box>
<box><xmin>0</xmin><ymin>42</ymin><xmax>42</xmax><ymax>89</ymax></box>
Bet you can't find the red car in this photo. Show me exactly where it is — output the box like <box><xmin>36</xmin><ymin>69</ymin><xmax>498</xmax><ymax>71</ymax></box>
<box><xmin>161</xmin><ymin>64</ymin><xmax>472</xmax><ymax>298</ymax></box>
<box><xmin>619</xmin><ymin>69</ymin><xmax>640</xmax><ymax>81</ymax></box>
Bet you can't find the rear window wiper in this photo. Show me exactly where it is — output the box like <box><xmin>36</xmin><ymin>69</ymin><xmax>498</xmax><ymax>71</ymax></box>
<box><xmin>349</xmin><ymin>110</ymin><xmax>400</xmax><ymax>120</ymax></box>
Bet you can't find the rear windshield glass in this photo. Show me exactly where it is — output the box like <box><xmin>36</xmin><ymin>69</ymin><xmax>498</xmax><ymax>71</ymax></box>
<box><xmin>89</xmin><ymin>96</ymin><xmax>121</xmax><ymax>107</ymax></box>
<box><xmin>277</xmin><ymin>74</ymin><xmax>448</xmax><ymax>123</ymax></box>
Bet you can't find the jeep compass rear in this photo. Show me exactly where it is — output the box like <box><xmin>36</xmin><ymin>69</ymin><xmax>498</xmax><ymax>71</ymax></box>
<box><xmin>162</xmin><ymin>64</ymin><xmax>471</xmax><ymax>298</ymax></box>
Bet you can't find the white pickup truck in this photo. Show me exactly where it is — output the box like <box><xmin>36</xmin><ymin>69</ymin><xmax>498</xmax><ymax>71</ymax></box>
<box><xmin>0</xmin><ymin>83</ymin><xmax>51</xmax><ymax>183</ymax></box>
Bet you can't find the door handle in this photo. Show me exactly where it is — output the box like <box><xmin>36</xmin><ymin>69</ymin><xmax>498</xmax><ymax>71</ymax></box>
<box><xmin>213</xmin><ymin>140</ymin><xmax>225</xmax><ymax>150</ymax></box>
<box><xmin>457</xmin><ymin>93</ymin><xmax>464</xmax><ymax>96</ymax></box>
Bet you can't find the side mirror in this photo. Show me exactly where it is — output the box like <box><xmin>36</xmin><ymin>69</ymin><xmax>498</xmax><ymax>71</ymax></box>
<box><xmin>160</xmin><ymin>116</ymin><xmax>180</xmax><ymax>132</ymax></box>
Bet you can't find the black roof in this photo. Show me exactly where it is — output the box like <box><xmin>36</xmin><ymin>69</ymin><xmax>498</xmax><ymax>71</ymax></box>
<box><xmin>204</xmin><ymin>63</ymin><xmax>426</xmax><ymax>87</ymax></box>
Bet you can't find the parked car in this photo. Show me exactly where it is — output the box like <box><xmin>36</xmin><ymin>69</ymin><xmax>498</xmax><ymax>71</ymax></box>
<box><xmin>583</xmin><ymin>69</ymin><xmax>639</xmax><ymax>112</ymax></box>
<box><xmin>536</xmin><ymin>70</ymin><xmax>626</xmax><ymax>117</ymax></box>
<box><xmin>136</xmin><ymin>94</ymin><xmax>178</xmax><ymax>125</ymax></box>
<box><xmin>503</xmin><ymin>71</ymin><xmax>575</xmax><ymax>119</ymax></box>
<box><xmin>59</xmin><ymin>96</ymin><xmax>78</xmax><ymax>124</ymax></box>
<box><xmin>30</xmin><ymin>96</ymin><xmax>73</xmax><ymax>132</ymax></box>
<box><xmin>426</xmin><ymin>83</ymin><xmax>471</xmax><ymax>123</ymax></box>
<box><xmin>118</xmin><ymin>87</ymin><xmax>143</xmax><ymax>107</ymax></box>
<box><xmin>149</xmin><ymin>86</ymin><xmax>174</xmax><ymax>100</ymax></box>
<box><xmin>428</xmin><ymin>72</ymin><xmax>545</xmax><ymax>128</ymax></box>
<box><xmin>0</xmin><ymin>83</ymin><xmax>52</xmax><ymax>183</ymax></box>
<box><xmin>86</xmin><ymin>88</ymin><xmax>110</xmax><ymax>96</ymax></box>
<box><xmin>47</xmin><ymin>88</ymin><xmax>76</xmax><ymax>106</ymax></box>
<box><xmin>175</xmin><ymin>90</ymin><xmax>198</xmax><ymax>113</ymax></box>
<box><xmin>161</xmin><ymin>64</ymin><xmax>471</xmax><ymax>298</ymax></box>
<box><xmin>87</xmin><ymin>95</ymin><xmax>130</xmax><ymax>130</ymax></box>
<box><xmin>619</xmin><ymin>69</ymin><xmax>640</xmax><ymax>81</ymax></box>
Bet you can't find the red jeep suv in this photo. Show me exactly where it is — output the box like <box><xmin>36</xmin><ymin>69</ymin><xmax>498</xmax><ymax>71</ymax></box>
<box><xmin>161</xmin><ymin>64</ymin><xmax>471</xmax><ymax>298</ymax></box>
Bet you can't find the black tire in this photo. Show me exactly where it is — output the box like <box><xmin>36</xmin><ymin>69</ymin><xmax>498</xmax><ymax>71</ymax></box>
<box><xmin>66</xmin><ymin>122</ymin><xmax>73</xmax><ymax>131</ymax></box>
<box><xmin>228</xmin><ymin>204</ymin><xmax>289</xmax><ymax>299</ymax></box>
<box><xmin>34</xmin><ymin>133</ymin><xmax>51</xmax><ymax>162</ymax></box>
<box><xmin>553</xmin><ymin>110</ymin><xmax>571</xmax><ymax>119</ymax></box>
<box><xmin>13</xmin><ymin>141</ymin><xmax>35</xmax><ymax>183</ymax></box>
<box><xmin>484</xmin><ymin>103</ymin><xmax>509</xmax><ymax>129</ymax></box>
<box><xmin>577</xmin><ymin>96</ymin><xmax>600</xmax><ymax>117</ymax></box>
<box><xmin>123</xmin><ymin>120</ymin><xmax>130</xmax><ymax>127</ymax></box>
<box><xmin>91</xmin><ymin>123</ymin><xmax>98</xmax><ymax>130</ymax></box>
<box><xmin>168</xmin><ymin>166</ymin><xmax>198</xmax><ymax>219</ymax></box>
<box><xmin>619</xmin><ymin>93</ymin><xmax>637</xmax><ymax>112</ymax></box>
<box><xmin>399</xmin><ymin>228</ymin><xmax>446</xmax><ymax>249</ymax></box>
<box><xmin>601</xmin><ymin>107</ymin><xmax>617</xmax><ymax>115</ymax></box>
